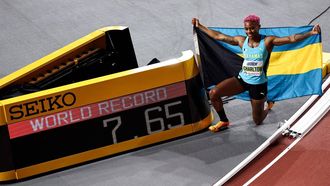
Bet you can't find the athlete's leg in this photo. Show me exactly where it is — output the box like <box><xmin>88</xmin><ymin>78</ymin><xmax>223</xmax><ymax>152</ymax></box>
<box><xmin>208</xmin><ymin>77</ymin><xmax>245</xmax><ymax>132</ymax></box>
<box><xmin>250</xmin><ymin>97</ymin><xmax>268</xmax><ymax>125</ymax></box>
<box><xmin>248</xmin><ymin>81</ymin><xmax>269</xmax><ymax>125</ymax></box>
<box><xmin>209</xmin><ymin>77</ymin><xmax>245</xmax><ymax>114</ymax></box>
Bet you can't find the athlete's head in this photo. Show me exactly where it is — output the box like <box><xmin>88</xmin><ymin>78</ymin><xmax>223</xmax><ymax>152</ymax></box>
<box><xmin>243</xmin><ymin>14</ymin><xmax>261</xmax><ymax>38</ymax></box>
<box><xmin>244</xmin><ymin>14</ymin><xmax>260</xmax><ymax>25</ymax></box>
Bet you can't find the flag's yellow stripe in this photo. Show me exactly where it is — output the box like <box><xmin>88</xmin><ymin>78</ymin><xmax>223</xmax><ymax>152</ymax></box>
<box><xmin>267</xmin><ymin>43</ymin><xmax>322</xmax><ymax>76</ymax></box>
<box><xmin>237</xmin><ymin>43</ymin><xmax>322</xmax><ymax>76</ymax></box>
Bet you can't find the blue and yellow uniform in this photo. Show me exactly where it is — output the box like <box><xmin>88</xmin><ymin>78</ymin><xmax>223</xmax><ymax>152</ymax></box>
<box><xmin>237</xmin><ymin>35</ymin><xmax>269</xmax><ymax>100</ymax></box>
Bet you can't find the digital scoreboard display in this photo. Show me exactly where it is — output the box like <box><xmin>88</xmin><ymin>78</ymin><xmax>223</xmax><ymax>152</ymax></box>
<box><xmin>6</xmin><ymin>80</ymin><xmax>209</xmax><ymax>169</ymax></box>
<box><xmin>8</xmin><ymin>82</ymin><xmax>186</xmax><ymax>139</ymax></box>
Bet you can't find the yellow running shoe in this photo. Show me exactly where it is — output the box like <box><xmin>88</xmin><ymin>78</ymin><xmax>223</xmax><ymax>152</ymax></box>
<box><xmin>267</xmin><ymin>101</ymin><xmax>275</xmax><ymax>110</ymax></box>
<box><xmin>208</xmin><ymin>121</ymin><xmax>230</xmax><ymax>132</ymax></box>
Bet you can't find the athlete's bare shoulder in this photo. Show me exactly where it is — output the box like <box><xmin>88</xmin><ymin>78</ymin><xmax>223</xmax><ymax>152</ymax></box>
<box><xmin>234</xmin><ymin>36</ymin><xmax>246</xmax><ymax>48</ymax></box>
<box><xmin>264</xmin><ymin>35</ymin><xmax>277</xmax><ymax>42</ymax></box>
<box><xmin>264</xmin><ymin>36</ymin><xmax>277</xmax><ymax>52</ymax></box>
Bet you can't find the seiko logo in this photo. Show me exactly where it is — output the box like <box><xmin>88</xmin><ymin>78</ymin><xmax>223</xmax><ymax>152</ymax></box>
<box><xmin>9</xmin><ymin>92</ymin><xmax>76</xmax><ymax>120</ymax></box>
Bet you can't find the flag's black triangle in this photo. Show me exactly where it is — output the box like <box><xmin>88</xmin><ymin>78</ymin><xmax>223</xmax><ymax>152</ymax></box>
<box><xmin>195</xmin><ymin>28</ymin><xmax>243</xmax><ymax>88</ymax></box>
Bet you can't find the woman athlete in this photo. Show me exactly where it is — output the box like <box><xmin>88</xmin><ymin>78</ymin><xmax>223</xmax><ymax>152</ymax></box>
<box><xmin>192</xmin><ymin>15</ymin><xmax>321</xmax><ymax>132</ymax></box>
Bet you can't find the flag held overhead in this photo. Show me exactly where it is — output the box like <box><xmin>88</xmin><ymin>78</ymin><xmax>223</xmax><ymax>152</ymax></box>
<box><xmin>194</xmin><ymin>26</ymin><xmax>322</xmax><ymax>101</ymax></box>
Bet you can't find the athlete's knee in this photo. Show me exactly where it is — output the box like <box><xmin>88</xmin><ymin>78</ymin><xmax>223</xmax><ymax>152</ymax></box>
<box><xmin>252</xmin><ymin>111</ymin><xmax>267</xmax><ymax>125</ymax></box>
<box><xmin>209</xmin><ymin>88</ymin><xmax>218</xmax><ymax>101</ymax></box>
<box><xmin>253</xmin><ymin>116</ymin><xmax>263</xmax><ymax>125</ymax></box>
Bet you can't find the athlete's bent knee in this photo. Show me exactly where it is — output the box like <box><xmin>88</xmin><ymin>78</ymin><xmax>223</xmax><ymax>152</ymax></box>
<box><xmin>209</xmin><ymin>88</ymin><xmax>218</xmax><ymax>101</ymax></box>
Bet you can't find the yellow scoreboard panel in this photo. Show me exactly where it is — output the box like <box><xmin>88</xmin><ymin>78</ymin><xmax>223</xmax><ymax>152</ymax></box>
<box><xmin>0</xmin><ymin>27</ymin><xmax>213</xmax><ymax>182</ymax></box>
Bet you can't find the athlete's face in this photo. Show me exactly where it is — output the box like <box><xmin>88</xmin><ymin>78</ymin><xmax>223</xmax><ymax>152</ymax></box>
<box><xmin>244</xmin><ymin>21</ymin><xmax>260</xmax><ymax>38</ymax></box>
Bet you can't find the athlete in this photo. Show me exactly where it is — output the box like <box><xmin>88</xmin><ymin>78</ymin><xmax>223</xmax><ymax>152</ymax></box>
<box><xmin>192</xmin><ymin>15</ymin><xmax>321</xmax><ymax>132</ymax></box>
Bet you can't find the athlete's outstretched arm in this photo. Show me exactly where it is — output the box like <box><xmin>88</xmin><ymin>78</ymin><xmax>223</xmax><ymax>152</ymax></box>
<box><xmin>192</xmin><ymin>18</ymin><xmax>244</xmax><ymax>46</ymax></box>
<box><xmin>270</xmin><ymin>24</ymin><xmax>321</xmax><ymax>46</ymax></box>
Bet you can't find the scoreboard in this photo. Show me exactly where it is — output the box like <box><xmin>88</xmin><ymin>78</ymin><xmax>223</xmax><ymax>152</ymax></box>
<box><xmin>0</xmin><ymin>27</ymin><xmax>212</xmax><ymax>182</ymax></box>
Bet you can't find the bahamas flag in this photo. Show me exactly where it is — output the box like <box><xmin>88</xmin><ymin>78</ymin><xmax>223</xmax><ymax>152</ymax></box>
<box><xmin>194</xmin><ymin>26</ymin><xmax>322</xmax><ymax>101</ymax></box>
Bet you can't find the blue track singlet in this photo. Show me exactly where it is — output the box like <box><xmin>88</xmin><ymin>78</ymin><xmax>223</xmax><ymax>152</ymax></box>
<box><xmin>239</xmin><ymin>35</ymin><xmax>269</xmax><ymax>85</ymax></box>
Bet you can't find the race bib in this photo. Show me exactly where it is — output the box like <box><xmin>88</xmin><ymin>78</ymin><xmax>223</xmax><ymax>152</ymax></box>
<box><xmin>242</xmin><ymin>60</ymin><xmax>263</xmax><ymax>76</ymax></box>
